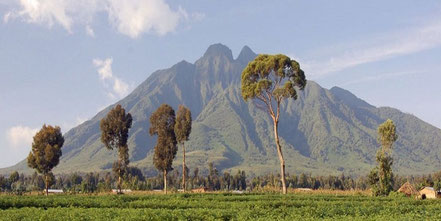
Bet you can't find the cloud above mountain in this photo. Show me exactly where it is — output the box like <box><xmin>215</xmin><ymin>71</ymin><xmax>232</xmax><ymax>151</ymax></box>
<box><xmin>93</xmin><ymin>58</ymin><xmax>130</xmax><ymax>99</ymax></box>
<box><xmin>6</xmin><ymin>126</ymin><xmax>38</xmax><ymax>150</ymax></box>
<box><xmin>3</xmin><ymin>0</ymin><xmax>201</xmax><ymax>38</ymax></box>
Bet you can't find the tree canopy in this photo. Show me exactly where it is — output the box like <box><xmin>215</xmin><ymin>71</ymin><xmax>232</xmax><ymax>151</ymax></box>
<box><xmin>241</xmin><ymin>54</ymin><xmax>306</xmax><ymax>104</ymax></box>
<box><xmin>27</xmin><ymin>124</ymin><xmax>64</xmax><ymax>195</ymax></box>
<box><xmin>378</xmin><ymin>119</ymin><xmax>398</xmax><ymax>150</ymax></box>
<box><xmin>175</xmin><ymin>105</ymin><xmax>192</xmax><ymax>144</ymax></box>
<box><xmin>27</xmin><ymin>125</ymin><xmax>64</xmax><ymax>175</ymax></box>
<box><xmin>100</xmin><ymin>104</ymin><xmax>133</xmax><ymax>151</ymax></box>
<box><xmin>150</xmin><ymin>104</ymin><xmax>178</xmax><ymax>173</ymax></box>
<box><xmin>100</xmin><ymin>104</ymin><xmax>132</xmax><ymax>193</ymax></box>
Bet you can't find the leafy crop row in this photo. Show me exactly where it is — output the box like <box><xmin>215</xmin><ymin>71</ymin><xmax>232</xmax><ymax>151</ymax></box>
<box><xmin>0</xmin><ymin>193</ymin><xmax>440</xmax><ymax>220</ymax></box>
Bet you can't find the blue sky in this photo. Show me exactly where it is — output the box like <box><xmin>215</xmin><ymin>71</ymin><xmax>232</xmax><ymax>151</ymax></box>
<box><xmin>1</xmin><ymin>0</ymin><xmax>441</xmax><ymax>168</ymax></box>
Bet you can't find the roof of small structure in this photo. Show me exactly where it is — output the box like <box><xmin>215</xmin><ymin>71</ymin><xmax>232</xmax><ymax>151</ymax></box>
<box><xmin>397</xmin><ymin>182</ymin><xmax>418</xmax><ymax>196</ymax></box>
<box><xmin>420</xmin><ymin>187</ymin><xmax>435</xmax><ymax>191</ymax></box>
<box><xmin>47</xmin><ymin>189</ymin><xmax>64</xmax><ymax>193</ymax></box>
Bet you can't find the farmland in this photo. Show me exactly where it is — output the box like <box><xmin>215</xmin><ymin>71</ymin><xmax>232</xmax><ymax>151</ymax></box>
<box><xmin>0</xmin><ymin>192</ymin><xmax>440</xmax><ymax>220</ymax></box>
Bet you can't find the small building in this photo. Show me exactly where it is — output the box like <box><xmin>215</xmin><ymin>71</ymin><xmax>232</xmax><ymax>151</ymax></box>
<box><xmin>112</xmin><ymin>189</ymin><xmax>132</xmax><ymax>193</ymax></box>
<box><xmin>419</xmin><ymin>187</ymin><xmax>440</xmax><ymax>199</ymax></box>
<box><xmin>46</xmin><ymin>189</ymin><xmax>64</xmax><ymax>194</ymax></box>
<box><xmin>397</xmin><ymin>182</ymin><xmax>418</xmax><ymax>197</ymax></box>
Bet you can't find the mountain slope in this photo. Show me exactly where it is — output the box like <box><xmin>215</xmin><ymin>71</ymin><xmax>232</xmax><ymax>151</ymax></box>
<box><xmin>3</xmin><ymin>44</ymin><xmax>441</xmax><ymax>176</ymax></box>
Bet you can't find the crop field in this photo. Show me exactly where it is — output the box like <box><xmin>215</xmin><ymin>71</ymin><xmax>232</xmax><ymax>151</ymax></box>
<box><xmin>0</xmin><ymin>193</ymin><xmax>440</xmax><ymax>220</ymax></box>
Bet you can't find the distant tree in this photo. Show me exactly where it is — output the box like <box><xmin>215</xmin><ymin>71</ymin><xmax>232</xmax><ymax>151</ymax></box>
<box><xmin>126</xmin><ymin>166</ymin><xmax>145</xmax><ymax>182</ymax></box>
<box><xmin>55</xmin><ymin>176</ymin><xmax>64</xmax><ymax>189</ymax></box>
<box><xmin>27</xmin><ymin>125</ymin><xmax>64</xmax><ymax>196</ymax></box>
<box><xmin>150</xmin><ymin>104</ymin><xmax>178</xmax><ymax>194</ymax></box>
<box><xmin>81</xmin><ymin>172</ymin><xmax>98</xmax><ymax>193</ymax></box>
<box><xmin>222</xmin><ymin>172</ymin><xmax>232</xmax><ymax>190</ymax></box>
<box><xmin>369</xmin><ymin>119</ymin><xmax>398</xmax><ymax>196</ymax></box>
<box><xmin>32</xmin><ymin>173</ymin><xmax>46</xmax><ymax>190</ymax></box>
<box><xmin>9</xmin><ymin>171</ymin><xmax>19</xmax><ymax>184</ymax></box>
<box><xmin>241</xmin><ymin>54</ymin><xmax>306</xmax><ymax>194</ymax></box>
<box><xmin>70</xmin><ymin>173</ymin><xmax>83</xmax><ymax>186</ymax></box>
<box><xmin>207</xmin><ymin>162</ymin><xmax>220</xmax><ymax>190</ymax></box>
<box><xmin>100</xmin><ymin>104</ymin><xmax>133</xmax><ymax>194</ymax></box>
<box><xmin>0</xmin><ymin>175</ymin><xmax>6</xmax><ymax>191</ymax></box>
<box><xmin>174</xmin><ymin>105</ymin><xmax>192</xmax><ymax>192</ymax></box>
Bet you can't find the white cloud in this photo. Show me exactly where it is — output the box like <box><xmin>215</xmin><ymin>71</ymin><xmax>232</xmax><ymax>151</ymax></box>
<box><xmin>6</xmin><ymin>126</ymin><xmax>39</xmax><ymax>149</ymax></box>
<box><xmin>107</xmin><ymin>0</ymin><xmax>181</xmax><ymax>38</ymax></box>
<box><xmin>93</xmin><ymin>58</ymin><xmax>113</xmax><ymax>80</ymax></box>
<box><xmin>3</xmin><ymin>0</ymin><xmax>199</xmax><ymax>38</ymax></box>
<box><xmin>93</xmin><ymin>58</ymin><xmax>131</xmax><ymax>99</ymax></box>
<box><xmin>12</xmin><ymin>0</ymin><xmax>73</xmax><ymax>32</ymax></box>
<box><xmin>302</xmin><ymin>20</ymin><xmax>441</xmax><ymax>79</ymax></box>
<box><xmin>113</xmin><ymin>78</ymin><xmax>129</xmax><ymax>98</ymax></box>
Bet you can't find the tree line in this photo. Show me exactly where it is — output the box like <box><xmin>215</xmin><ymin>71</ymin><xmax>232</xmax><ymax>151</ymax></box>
<box><xmin>3</xmin><ymin>166</ymin><xmax>441</xmax><ymax>195</ymax></box>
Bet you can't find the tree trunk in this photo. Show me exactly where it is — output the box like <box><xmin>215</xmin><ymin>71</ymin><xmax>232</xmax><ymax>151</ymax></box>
<box><xmin>164</xmin><ymin>170</ymin><xmax>167</xmax><ymax>194</ymax></box>
<box><xmin>273</xmin><ymin>119</ymin><xmax>287</xmax><ymax>194</ymax></box>
<box><xmin>45</xmin><ymin>174</ymin><xmax>49</xmax><ymax>196</ymax></box>
<box><xmin>118</xmin><ymin>174</ymin><xmax>122</xmax><ymax>194</ymax></box>
<box><xmin>183</xmin><ymin>143</ymin><xmax>186</xmax><ymax>192</ymax></box>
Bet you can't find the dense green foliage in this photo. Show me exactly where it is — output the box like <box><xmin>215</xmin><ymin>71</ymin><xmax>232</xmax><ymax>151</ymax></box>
<box><xmin>1</xmin><ymin>193</ymin><xmax>441</xmax><ymax>220</ymax></box>
<box><xmin>27</xmin><ymin>125</ymin><xmax>64</xmax><ymax>195</ymax></box>
<box><xmin>150</xmin><ymin>104</ymin><xmax>178</xmax><ymax>193</ymax></box>
<box><xmin>370</xmin><ymin>120</ymin><xmax>398</xmax><ymax>196</ymax></box>
<box><xmin>175</xmin><ymin>105</ymin><xmax>192</xmax><ymax>144</ymax></box>
<box><xmin>100</xmin><ymin>104</ymin><xmax>133</xmax><ymax>193</ymax></box>
<box><xmin>241</xmin><ymin>54</ymin><xmax>306</xmax><ymax>101</ymax></box>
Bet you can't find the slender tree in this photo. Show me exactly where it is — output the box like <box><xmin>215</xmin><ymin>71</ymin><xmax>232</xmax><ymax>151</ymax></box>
<box><xmin>27</xmin><ymin>125</ymin><xmax>64</xmax><ymax>196</ymax></box>
<box><xmin>100</xmin><ymin>104</ymin><xmax>132</xmax><ymax>194</ymax></box>
<box><xmin>369</xmin><ymin>119</ymin><xmax>398</xmax><ymax>196</ymax></box>
<box><xmin>174</xmin><ymin>105</ymin><xmax>192</xmax><ymax>192</ymax></box>
<box><xmin>241</xmin><ymin>54</ymin><xmax>306</xmax><ymax>194</ymax></box>
<box><xmin>150</xmin><ymin>104</ymin><xmax>178</xmax><ymax>194</ymax></box>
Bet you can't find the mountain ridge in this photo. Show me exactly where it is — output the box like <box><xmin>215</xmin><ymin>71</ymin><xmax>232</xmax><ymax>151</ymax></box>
<box><xmin>2</xmin><ymin>43</ymin><xmax>441</xmax><ymax>176</ymax></box>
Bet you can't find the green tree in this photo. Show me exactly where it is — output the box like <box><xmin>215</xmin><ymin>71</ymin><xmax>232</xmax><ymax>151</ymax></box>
<box><xmin>150</xmin><ymin>104</ymin><xmax>178</xmax><ymax>194</ymax></box>
<box><xmin>100</xmin><ymin>104</ymin><xmax>133</xmax><ymax>194</ymax></box>
<box><xmin>241</xmin><ymin>54</ymin><xmax>306</xmax><ymax>194</ymax></box>
<box><xmin>9</xmin><ymin>171</ymin><xmax>19</xmax><ymax>184</ymax></box>
<box><xmin>174</xmin><ymin>105</ymin><xmax>192</xmax><ymax>192</ymax></box>
<box><xmin>27</xmin><ymin>125</ymin><xmax>64</xmax><ymax>196</ymax></box>
<box><xmin>0</xmin><ymin>175</ymin><xmax>6</xmax><ymax>191</ymax></box>
<box><xmin>81</xmin><ymin>172</ymin><xmax>98</xmax><ymax>193</ymax></box>
<box><xmin>369</xmin><ymin>119</ymin><xmax>398</xmax><ymax>196</ymax></box>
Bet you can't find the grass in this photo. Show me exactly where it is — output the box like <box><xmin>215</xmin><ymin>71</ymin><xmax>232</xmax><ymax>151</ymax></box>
<box><xmin>0</xmin><ymin>192</ymin><xmax>439</xmax><ymax>220</ymax></box>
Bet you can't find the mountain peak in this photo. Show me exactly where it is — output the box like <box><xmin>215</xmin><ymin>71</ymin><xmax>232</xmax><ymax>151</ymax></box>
<box><xmin>236</xmin><ymin>45</ymin><xmax>257</xmax><ymax>64</ymax></box>
<box><xmin>202</xmin><ymin>43</ymin><xmax>234</xmax><ymax>60</ymax></box>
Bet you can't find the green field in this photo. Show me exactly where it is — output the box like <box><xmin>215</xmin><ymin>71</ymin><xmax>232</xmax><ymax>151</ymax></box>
<box><xmin>0</xmin><ymin>193</ymin><xmax>439</xmax><ymax>220</ymax></box>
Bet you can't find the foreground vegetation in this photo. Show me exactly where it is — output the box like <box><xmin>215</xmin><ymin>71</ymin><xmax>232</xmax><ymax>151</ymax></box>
<box><xmin>0</xmin><ymin>193</ymin><xmax>440</xmax><ymax>220</ymax></box>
